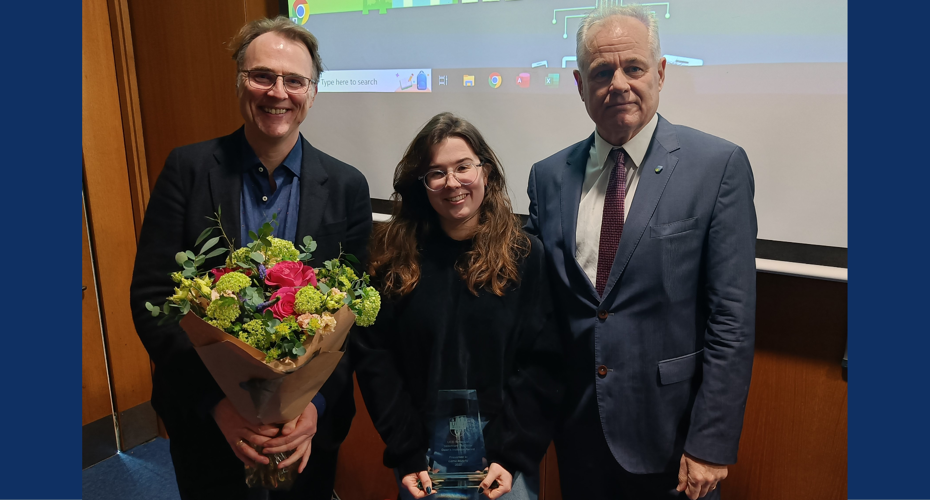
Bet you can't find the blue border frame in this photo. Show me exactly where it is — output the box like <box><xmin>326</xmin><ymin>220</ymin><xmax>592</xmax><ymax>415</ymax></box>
<box><xmin>0</xmin><ymin>1</ymin><xmax>82</xmax><ymax>498</ymax></box>
<box><xmin>847</xmin><ymin>0</ymin><xmax>930</xmax><ymax>498</ymax></box>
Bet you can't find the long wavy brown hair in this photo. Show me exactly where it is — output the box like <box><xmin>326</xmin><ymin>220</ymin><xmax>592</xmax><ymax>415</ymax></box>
<box><xmin>369</xmin><ymin>112</ymin><xmax>530</xmax><ymax>297</ymax></box>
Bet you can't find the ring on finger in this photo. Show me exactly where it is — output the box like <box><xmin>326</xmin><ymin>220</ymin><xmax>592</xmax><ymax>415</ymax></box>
<box><xmin>236</xmin><ymin>439</ymin><xmax>245</xmax><ymax>446</ymax></box>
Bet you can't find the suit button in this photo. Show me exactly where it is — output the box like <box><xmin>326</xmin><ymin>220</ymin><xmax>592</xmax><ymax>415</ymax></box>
<box><xmin>597</xmin><ymin>310</ymin><xmax>608</xmax><ymax>320</ymax></box>
<box><xmin>597</xmin><ymin>365</ymin><xmax>609</xmax><ymax>377</ymax></box>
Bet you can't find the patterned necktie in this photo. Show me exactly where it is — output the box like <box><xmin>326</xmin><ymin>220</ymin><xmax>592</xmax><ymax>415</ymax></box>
<box><xmin>595</xmin><ymin>148</ymin><xmax>626</xmax><ymax>296</ymax></box>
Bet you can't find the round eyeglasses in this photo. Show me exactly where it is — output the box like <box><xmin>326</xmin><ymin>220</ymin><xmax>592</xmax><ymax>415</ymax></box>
<box><xmin>419</xmin><ymin>163</ymin><xmax>483</xmax><ymax>191</ymax></box>
<box><xmin>241</xmin><ymin>70</ymin><xmax>316</xmax><ymax>95</ymax></box>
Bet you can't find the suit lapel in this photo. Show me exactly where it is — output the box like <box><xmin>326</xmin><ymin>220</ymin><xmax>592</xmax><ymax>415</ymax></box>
<box><xmin>209</xmin><ymin>128</ymin><xmax>244</xmax><ymax>246</ymax></box>
<box><xmin>561</xmin><ymin>134</ymin><xmax>600</xmax><ymax>303</ymax></box>
<box><xmin>295</xmin><ymin>138</ymin><xmax>329</xmax><ymax>244</ymax></box>
<box><xmin>601</xmin><ymin>115</ymin><xmax>680</xmax><ymax>299</ymax></box>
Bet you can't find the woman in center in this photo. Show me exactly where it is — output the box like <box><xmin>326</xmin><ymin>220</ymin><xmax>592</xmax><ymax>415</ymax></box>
<box><xmin>353</xmin><ymin>112</ymin><xmax>563</xmax><ymax>500</ymax></box>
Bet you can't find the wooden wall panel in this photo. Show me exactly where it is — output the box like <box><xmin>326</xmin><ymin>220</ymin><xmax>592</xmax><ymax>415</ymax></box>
<box><xmin>724</xmin><ymin>273</ymin><xmax>847</xmax><ymax>500</ymax></box>
<box><xmin>83</xmin><ymin>0</ymin><xmax>153</xmax><ymax>414</ymax></box>
<box><xmin>334</xmin><ymin>376</ymin><xmax>399</xmax><ymax>500</ymax></box>
<box><xmin>106</xmin><ymin>0</ymin><xmax>151</xmax><ymax>239</ymax></box>
<box><xmin>127</xmin><ymin>0</ymin><xmax>278</xmax><ymax>189</ymax></box>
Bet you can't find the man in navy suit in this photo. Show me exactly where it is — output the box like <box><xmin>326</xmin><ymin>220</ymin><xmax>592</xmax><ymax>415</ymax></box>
<box><xmin>525</xmin><ymin>5</ymin><xmax>756</xmax><ymax>499</ymax></box>
<box><xmin>130</xmin><ymin>17</ymin><xmax>371</xmax><ymax>500</ymax></box>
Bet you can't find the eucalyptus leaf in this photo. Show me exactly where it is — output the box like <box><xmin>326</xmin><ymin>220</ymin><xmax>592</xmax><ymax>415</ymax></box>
<box><xmin>199</xmin><ymin>236</ymin><xmax>220</xmax><ymax>254</ymax></box>
<box><xmin>204</xmin><ymin>247</ymin><xmax>228</xmax><ymax>259</ymax></box>
<box><xmin>162</xmin><ymin>303</ymin><xmax>171</xmax><ymax>314</ymax></box>
<box><xmin>145</xmin><ymin>302</ymin><xmax>155</xmax><ymax>311</ymax></box>
<box><xmin>343</xmin><ymin>295</ymin><xmax>353</xmax><ymax>305</ymax></box>
<box><xmin>195</xmin><ymin>227</ymin><xmax>214</xmax><ymax>247</ymax></box>
<box><xmin>319</xmin><ymin>282</ymin><xmax>331</xmax><ymax>294</ymax></box>
<box><xmin>151</xmin><ymin>308</ymin><xmax>159</xmax><ymax>317</ymax></box>
<box><xmin>260</xmin><ymin>237</ymin><xmax>272</xmax><ymax>248</ymax></box>
<box><xmin>292</xmin><ymin>345</ymin><xmax>306</xmax><ymax>356</ymax></box>
<box><xmin>182</xmin><ymin>269</ymin><xmax>195</xmax><ymax>278</ymax></box>
<box><xmin>303</xmin><ymin>236</ymin><xmax>313</xmax><ymax>246</ymax></box>
<box><xmin>175</xmin><ymin>252</ymin><xmax>188</xmax><ymax>265</ymax></box>
<box><xmin>193</xmin><ymin>255</ymin><xmax>205</xmax><ymax>267</ymax></box>
<box><xmin>185</xmin><ymin>250</ymin><xmax>196</xmax><ymax>260</ymax></box>
<box><xmin>309</xmin><ymin>241</ymin><xmax>317</xmax><ymax>252</ymax></box>
<box><xmin>250</xmin><ymin>252</ymin><xmax>265</xmax><ymax>263</ymax></box>
<box><xmin>249</xmin><ymin>230</ymin><xmax>259</xmax><ymax>242</ymax></box>
<box><xmin>181</xmin><ymin>301</ymin><xmax>190</xmax><ymax>315</ymax></box>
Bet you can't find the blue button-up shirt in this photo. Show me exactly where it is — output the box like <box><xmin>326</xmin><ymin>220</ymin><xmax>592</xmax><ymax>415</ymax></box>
<box><xmin>238</xmin><ymin>135</ymin><xmax>326</xmax><ymax>416</ymax></box>
<box><xmin>239</xmin><ymin>137</ymin><xmax>302</xmax><ymax>246</ymax></box>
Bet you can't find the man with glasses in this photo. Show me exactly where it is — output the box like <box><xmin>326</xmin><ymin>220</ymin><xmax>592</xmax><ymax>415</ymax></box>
<box><xmin>130</xmin><ymin>16</ymin><xmax>372</xmax><ymax>500</ymax></box>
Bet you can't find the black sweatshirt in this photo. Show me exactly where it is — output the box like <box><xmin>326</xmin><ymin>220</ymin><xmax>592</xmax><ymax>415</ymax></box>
<box><xmin>352</xmin><ymin>228</ymin><xmax>565</xmax><ymax>477</ymax></box>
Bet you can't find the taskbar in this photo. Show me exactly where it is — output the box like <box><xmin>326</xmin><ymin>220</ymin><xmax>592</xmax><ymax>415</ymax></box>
<box><xmin>317</xmin><ymin>67</ymin><xmax>577</xmax><ymax>94</ymax></box>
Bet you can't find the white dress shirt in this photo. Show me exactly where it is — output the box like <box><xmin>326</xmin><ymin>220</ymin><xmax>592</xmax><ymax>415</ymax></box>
<box><xmin>575</xmin><ymin>113</ymin><xmax>659</xmax><ymax>288</ymax></box>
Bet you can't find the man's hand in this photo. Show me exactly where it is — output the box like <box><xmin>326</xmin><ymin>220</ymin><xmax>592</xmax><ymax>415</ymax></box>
<box><xmin>676</xmin><ymin>453</ymin><xmax>727</xmax><ymax>499</ymax></box>
<box><xmin>261</xmin><ymin>400</ymin><xmax>318</xmax><ymax>473</ymax></box>
<box><xmin>400</xmin><ymin>471</ymin><xmax>433</xmax><ymax>498</ymax></box>
<box><xmin>479</xmin><ymin>463</ymin><xmax>512</xmax><ymax>499</ymax></box>
<box><xmin>213</xmin><ymin>397</ymin><xmax>278</xmax><ymax>467</ymax></box>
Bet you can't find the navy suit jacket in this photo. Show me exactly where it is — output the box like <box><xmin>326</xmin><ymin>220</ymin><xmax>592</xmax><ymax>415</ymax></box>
<box><xmin>129</xmin><ymin>127</ymin><xmax>372</xmax><ymax>452</ymax></box>
<box><xmin>525</xmin><ymin>115</ymin><xmax>757</xmax><ymax>473</ymax></box>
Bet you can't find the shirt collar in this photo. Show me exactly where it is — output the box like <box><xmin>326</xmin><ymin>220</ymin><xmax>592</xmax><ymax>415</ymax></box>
<box><xmin>240</xmin><ymin>134</ymin><xmax>303</xmax><ymax>177</ymax></box>
<box><xmin>593</xmin><ymin>113</ymin><xmax>659</xmax><ymax>169</ymax></box>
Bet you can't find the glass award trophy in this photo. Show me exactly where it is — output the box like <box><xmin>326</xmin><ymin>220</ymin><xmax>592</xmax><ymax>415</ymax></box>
<box><xmin>426</xmin><ymin>390</ymin><xmax>487</xmax><ymax>497</ymax></box>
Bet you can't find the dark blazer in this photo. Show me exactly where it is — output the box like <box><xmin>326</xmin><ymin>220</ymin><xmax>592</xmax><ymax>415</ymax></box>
<box><xmin>525</xmin><ymin>115</ymin><xmax>757</xmax><ymax>473</ymax></box>
<box><xmin>129</xmin><ymin>127</ymin><xmax>372</xmax><ymax>451</ymax></box>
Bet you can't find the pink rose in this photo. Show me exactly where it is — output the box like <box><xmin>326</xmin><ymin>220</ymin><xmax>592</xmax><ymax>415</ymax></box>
<box><xmin>265</xmin><ymin>261</ymin><xmax>317</xmax><ymax>288</ymax></box>
<box><xmin>269</xmin><ymin>287</ymin><xmax>298</xmax><ymax>320</ymax></box>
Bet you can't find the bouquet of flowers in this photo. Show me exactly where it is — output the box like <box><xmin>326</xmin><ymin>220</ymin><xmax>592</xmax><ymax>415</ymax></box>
<box><xmin>146</xmin><ymin>213</ymin><xmax>380</xmax><ymax>489</ymax></box>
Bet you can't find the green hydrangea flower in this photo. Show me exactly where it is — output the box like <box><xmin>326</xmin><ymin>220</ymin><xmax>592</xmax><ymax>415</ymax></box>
<box><xmin>214</xmin><ymin>272</ymin><xmax>251</xmax><ymax>294</ymax></box>
<box><xmin>239</xmin><ymin>319</ymin><xmax>270</xmax><ymax>351</ymax></box>
<box><xmin>205</xmin><ymin>298</ymin><xmax>241</xmax><ymax>330</ymax></box>
<box><xmin>353</xmin><ymin>287</ymin><xmax>381</xmax><ymax>327</ymax></box>
<box><xmin>265</xmin><ymin>237</ymin><xmax>300</xmax><ymax>266</ymax></box>
<box><xmin>294</xmin><ymin>286</ymin><xmax>325</xmax><ymax>315</ymax></box>
<box><xmin>226</xmin><ymin>247</ymin><xmax>252</xmax><ymax>268</ymax></box>
<box><xmin>324</xmin><ymin>288</ymin><xmax>347</xmax><ymax>311</ymax></box>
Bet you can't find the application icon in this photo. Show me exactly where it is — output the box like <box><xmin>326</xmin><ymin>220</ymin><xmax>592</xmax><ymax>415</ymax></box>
<box><xmin>400</xmin><ymin>74</ymin><xmax>414</xmax><ymax>90</ymax></box>
<box><xmin>516</xmin><ymin>73</ymin><xmax>530</xmax><ymax>88</ymax></box>
<box><xmin>292</xmin><ymin>0</ymin><xmax>309</xmax><ymax>25</ymax></box>
<box><xmin>417</xmin><ymin>71</ymin><xmax>428</xmax><ymax>90</ymax></box>
<box><xmin>463</xmin><ymin>75</ymin><xmax>475</xmax><ymax>87</ymax></box>
<box><xmin>439</xmin><ymin>75</ymin><xmax>448</xmax><ymax>85</ymax></box>
<box><xmin>545</xmin><ymin>73</ymin><xmax>560</xmax><ymax>87</ymax></box>
<box><xmin>488</xmin><ymin>72</ymin><xmax>502</xmax><ymax>88</ymax></box>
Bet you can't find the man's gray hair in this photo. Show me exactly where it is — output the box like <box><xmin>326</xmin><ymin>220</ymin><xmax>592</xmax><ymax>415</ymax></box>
<box><xmin>575</xmin><ymin>4</ymin><xmax>662</xmax><ymax>72</ymax></box>
<box><xmin>230</xmin><ymin>16</ymin><xmax>324</xmax><ymax>87</ymax></box>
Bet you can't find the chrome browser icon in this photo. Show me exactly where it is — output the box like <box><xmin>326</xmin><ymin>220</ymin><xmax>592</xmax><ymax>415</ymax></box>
<box><xmin>292</xmin><ymin>0</ymin><xmax>310</xmax><ymax>25</ymax></box>
<box><xmin>488</xmin><ymin>72</ymin><xmax>502</xmax><ymax>88</ymax></box>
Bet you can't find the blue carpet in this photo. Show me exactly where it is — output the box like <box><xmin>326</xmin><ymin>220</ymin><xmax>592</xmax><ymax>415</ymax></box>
<box><xmin>83</xmin><ymin>437</ymin><xmax>180</xmax><ymax>500</ymax></box>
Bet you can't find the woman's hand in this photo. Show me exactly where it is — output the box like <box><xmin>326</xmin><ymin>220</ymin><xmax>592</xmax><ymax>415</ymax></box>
<box><xmin>479</xmin><ymin>463</ymin><xmax>512</xmax><ymax>499</ymax></box>
<box><xmin>400</xmin><ymin>471</ymin><xmax>434</xmax><ymax>498</ymax></box>
<box><xmin>261</xmin><ymin>401</ymin><xmax>318</xmax><ymax>473</ymax></box>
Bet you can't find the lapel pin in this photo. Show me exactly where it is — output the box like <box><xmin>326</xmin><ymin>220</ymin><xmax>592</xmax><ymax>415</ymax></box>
<box><xmin>655</xmin><ymin>165</ymin><xmax>664</xmax><ymax>174</ymax></box>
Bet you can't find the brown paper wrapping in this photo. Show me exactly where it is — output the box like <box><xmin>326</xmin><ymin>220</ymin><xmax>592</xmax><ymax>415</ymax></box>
<box><xmin>180</xmin><ymin>305</ymin><xmax>355</xmax><ymax>425</ymax></box>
